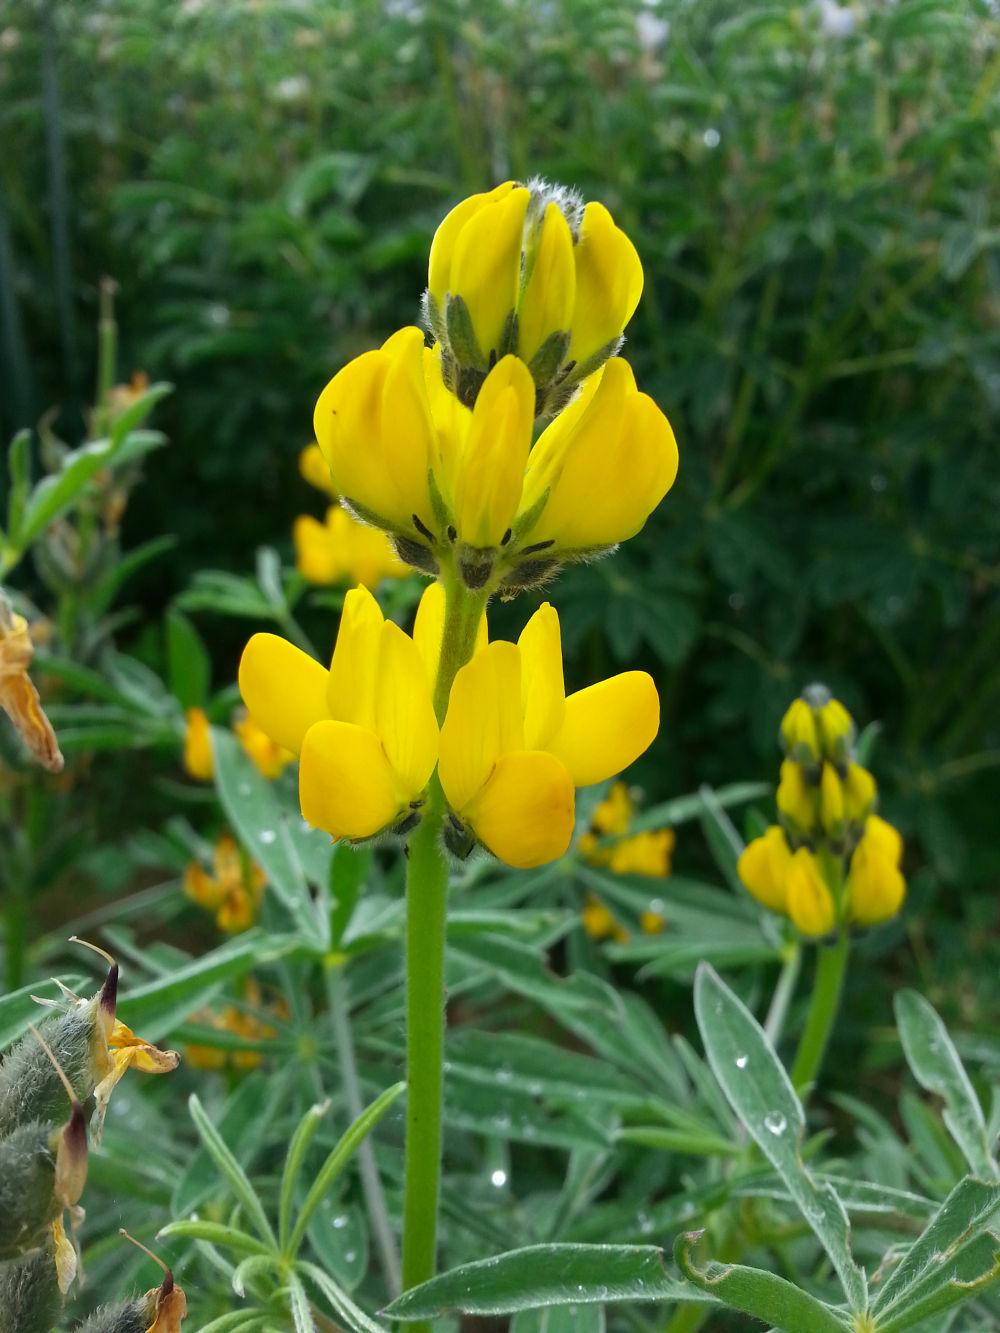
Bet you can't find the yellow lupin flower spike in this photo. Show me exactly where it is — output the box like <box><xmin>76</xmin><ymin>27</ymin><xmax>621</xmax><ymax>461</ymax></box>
<box><xmin>426</xmin><ymin>179</ymin><xmax>643</xmax><ymax>414</ymax></box>
<box><xmin>239</xmin><ymin>585</ymin><xmax>438</xmax><ymax>840</ymax></box>
<box><xmin>438</xmin><ymin>602</ymin><xmax>659</xmax><ymax>868</ymax></box>
<box><xmin>294</xmin><ymin>504</ymin><xmax>409</xmax><ymax>588</ymax></box>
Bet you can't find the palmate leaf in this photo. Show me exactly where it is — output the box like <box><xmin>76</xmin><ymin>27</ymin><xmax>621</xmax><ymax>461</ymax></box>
<box><xmin>693</xmin><ymin>964</ymin><xmax>867</xmax><ymax>1311</ymax></box>
<box><xmin>382</xmin><ymin>1243</ymin><xmax>706</xmax><ymax>1320</ymax></box>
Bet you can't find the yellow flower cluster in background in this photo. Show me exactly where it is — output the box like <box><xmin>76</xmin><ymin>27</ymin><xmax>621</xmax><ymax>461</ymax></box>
<box><xmin>183</xmin><ymin>706</ymin><xmax>294</xmax><ymax>783</ymax></box>
<box><xmin>239</xmin><ymin>585</ymin><xmax>658</xmax><ymax>868</ymax></box>
<box><xmin>738</xmin><ymin>686</ymin><xmax>906</xmax><ymax>938</ymax></box>
<box><xmin>579</xmin><ymin>780</ymin><xmax>675</xmax><ymax>877</ymax></box>
<box><xmin>184</xmin><ymin>834</ymin><xmax>266</xmax><ymax>933</ymax></box>
<box><xmin>299</xmin><ymin>442</ymin><xmax>337</xmax><ymax>496</ymax></box>
<box><xmin>185</xmin><ymin>979</ymin><xmax>283</xmax><ymax>1072</ymax></box>
<box><xmin>294</xmin><ymin>505</ymin><xmax>408</xmax><ymax>588</ymax></box>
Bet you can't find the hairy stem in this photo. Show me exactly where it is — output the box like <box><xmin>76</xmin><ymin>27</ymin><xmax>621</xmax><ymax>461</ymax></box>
<box><xmin>789</xmin><ymin>930</ymin><xmax>850</xmax><ymax>1094</ymax></box>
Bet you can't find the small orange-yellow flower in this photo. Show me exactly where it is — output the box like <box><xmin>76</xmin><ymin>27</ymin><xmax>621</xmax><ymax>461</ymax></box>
<box><xmin>183</xmin><ymin>707</ymin><xmax>214</xmax><ymax>781</ymax></box>
<box><xmin>582</xmin><ymin>893</ymin><xmax>629</xmax><ymax>943</ymax></box>
<box><xmin>580</xmin><ymin>781</ymin><xmax>675</xmax><ymax>877</ymax></box>
<box><xmin>737</xmin><ymin>825</ymin><xmax>794</xmax><ymax>915</ymax></box>
<box><xmin>239</xmin><ymin>585</ymin><xmax>438</xmax><ymax>840</ymax></box>
<box><xmin>439</xmin><ymin>602</ymin><xmax>659</xmax><ymax>868</ymax></box>
<box><xmin>184</xmin><ymin>834</ymin><xmax>266</xmax><ymax>934</ymax></box>
<box><xmin>294</xmin><ymin>505</ymin><xmax>409</xmax><ymax>588</ymax></box>
<box><xmin>0</xmin><ymin>608</ymin><xmax>63</xmax><ymax>772</ymax></box>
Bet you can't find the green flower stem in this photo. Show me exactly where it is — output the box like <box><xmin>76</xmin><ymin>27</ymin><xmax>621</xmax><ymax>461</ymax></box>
<box><xmin>789</xmin><ymin>929</ymin><xmax>850</xmax><ymax>1094</ymax></box>
<box><xmin>325</xmin><ymin>963</ymin><xmax>401</xmax><ymax>1297</ymax></box>
<box><xmin>401</xmin><ymin>572</ymin><xmax>490</xmax><ymax>1318</ymax></box>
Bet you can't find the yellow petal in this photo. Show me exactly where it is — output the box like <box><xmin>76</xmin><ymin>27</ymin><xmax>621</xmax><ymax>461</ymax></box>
<box><xmin>52</xmin><ymin>1215</ymin><xmax>77</xmax><ymax>1294</ymax></box>
<box><xmin>569</xmin><ymin>201</ymin><xmax>643</xmax><ymax>366</ymax></box>
<box><xmin>819</xmin><ymin>763</ymin><xmax>845</xmax><ymax>833</ymax></box>
<box><xmin>521</xmin><ymin>359</ymin><xmax>677</xmax><ymax>550</ymax></box>
<box><xmin>439</xmin><ymin>641</ymin><xmax>524</xmax><ymax>813</ymax></box>
<box><xmin>450</xmin><ymin>186</ymin><xmax>530</xmax><ymax>357</ymax></box>
<box><xmin>428</xmin><ymin>181</ymin><xmax>518</xmax><ymax>306</ymax></box>
<box><xmin>327</xmin><ymin>585</ymin><xmax>384</xmax><ymax>729</ymax></box>
<box><xmin>453</xmin><ymin>355</ymin><xmax>534</xmax><ymax>546</ymax></box>
<box><xmin>239</xmin><ymin>634</ymin><xmax>329</xmax><ymax>755</ymax></box>
<box><xmin>374</xmin><ymin>621</ymin><xmax>439</xmax><ymax>798</ymax></box>
<box><xmin>466</xmin><ymin>749</ymin><xmax>575</xmax><ymax>868</ymax></box>
<box><xmin>517</xmin><ymin>602</ymin><xmax>565</xmax><ymax>750</ymax></box>
<box><xmin>412</xmin><ymin>581</ymin><xmax>487</xmax><ymax>681</ymax></box>
<box><xmin>517</xmin><ymin>202</ymin><xmax>576</xmax><ymax>363</ymax></box>
<box><xmin>779</xmin><ymin>698</ymin><xmax>819</xmax><ymax>760</ymax></box>
<box><xmin>590</xmin><ymin>781</ymin><xmax>633</xmax><ymax>836</ymax></box>
<box><xmin>299</xmin><ymin>719</ymin><xmax>402</xmax><ymax>839</ymax></box>
<box><xmin>843</xmin><ymin>763</ymin><xmax>877</xmax><ymax>824</ymax></box>
<box><xmin>548</xmin><ymin>670</ymin><xmax>659</xmax><ymax>787</ymax></box>
<box><xmin>785</xmin><ymin>849</ymin><xmax>836</xmax><ymax>937</ymax></box>
<box><xmin>737</xmin><ymin>826</ymin><xmax>792</xmax><ymax>913</ymax></box>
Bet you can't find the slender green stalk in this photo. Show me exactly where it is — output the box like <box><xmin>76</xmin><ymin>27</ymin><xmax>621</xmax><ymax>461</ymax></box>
<box><xmin>789</xmin><ymin>930</ymin><xmax>850</xmax><ymax>1094</ymax></box>
<box><xmin>763</xmin><ymin>942</ymin><xmax>802</xmax><ymax>1049</ymax></box>
<box><xmin>325</xmin><ymin>964</ymin><xmax>401</xmax><ymax>1297</ymax></box>
<box><xmin>400</xmin><ymin>573</ymin><xmax>489</xmax><ymax>1319</ymax></box>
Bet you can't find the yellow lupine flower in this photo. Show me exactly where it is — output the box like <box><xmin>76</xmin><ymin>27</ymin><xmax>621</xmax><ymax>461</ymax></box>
<box><xmin>785</xmin><ymin>848</ymin><xmax>836</xmax><ymax>937</ymax></box>
<box><xmin>779</xmin><ymin>697</ymin><xmax>819</xmax><ymax>761</ymax></box>
<box><xmin>438</xmin><ymin>602</ymin><xmax>658</xmax><ymax>868</ymax></box>
<box><xmin>294</xmin><ymin>505</ymin><xmax>409</xmax><ymax>588</ymax></box>
<box><xmin>239</xmin><ymin>585</ymin><xmax>438</xmax><ymax>840</ymax></box>
<box><xmin>313</xmin><ymin>326</ymin><xmax>438</xmax><ymax>537</ymax></box>
<box><xmin>183</xmin><ymin>706</ymin><xmax>214</xmax><ymax>781</ymax></box>
<box><xmin>640</xmin><ymin>907</ymin><xmax>667</xmax><ymax>935</ymax></box>
<box><xmin>299</xmin><ymin>442</ymin><xmax>337</xmax><ymax>497</ymax></box>
<box><xmin>518</xmin><ymin>358</ymin><xmax>678</xmax><ymax>554</ymax></box>
<box><xmin>737</xmin><ymin>825</ymin><xmax>793</xmax><ymax>914</ymax></box>
<box><xmin>776</xmin><ymin>758</ymin><xmax>815</xmax><ymax>831</ymax></box>
<box><xmin>847</xmin><ymin>815</ymin><xmax>905</xmax><ymax>926</ymax></box>
<box><xmin>581</xmin><ymin>893</ymin><xmax>629</xmax><ymax>943</ymax></box>
<box><xmin>233</xmin><ymin>710</ymin><xmax>295</xmax><ymax>780</ymax></box>
<box><xmin>427</xmin><ymin>180</ymin><xmax>642</xmax><ymax>391</ymax></box>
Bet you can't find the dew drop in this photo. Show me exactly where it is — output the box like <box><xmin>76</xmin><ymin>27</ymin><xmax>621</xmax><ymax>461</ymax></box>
<box><xmin>764</xmin><ymin>1111</ymin><xmax>787</xmax><ymax>1136</ymax></box>
<box><xmin>490</xmin><ymin>1168</ymin><xmax>507</xmax><ymax>1188</ymax></box>
<box><xmin>344</xmin><ymin>1250</ymin><xmax>356</xmax><ymax>1263</ymax></box>
<box><xmin>332</xmin><ymin>1214</ymin><xmax>349</xmax><ymax>1229</ymax></box>
<box><xmin>735</xmin><ymin>1053</ymin><xmax>749</xmax><ymax>1069</ymax></box>
<box><xmin>259</xmin><ymin>829</ymin><xmax>276</xmax><ymax>845</ymax></box>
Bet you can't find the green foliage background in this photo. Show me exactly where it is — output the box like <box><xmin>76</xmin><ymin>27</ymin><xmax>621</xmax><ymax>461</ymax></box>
<box><xmin>2</xmin><ymin>0</ymin><xmax>999</xmax><ymax>959</ymax></box>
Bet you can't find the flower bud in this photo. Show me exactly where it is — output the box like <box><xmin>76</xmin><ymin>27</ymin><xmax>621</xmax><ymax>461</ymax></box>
<box><xmin>427</xmin><ymin>179</ymin><xmax>643</xmax><ymax>414</ymax></box>
<box><xmin>298</xmin><ymin>442</ymin><xmax>337</xmax><ymax>496</ymax></box>
<box><xmin>776</xmin><ymin>759</ymin><xmax>815</xmax><ymax>833</ymax></box>
<box><xmin>819</xmin><ymin>763</ymin><xmax>845</xmax><ymax>836</ymax></box>
<box><xmin>847</xmin><ymin>815</ymin><xmax>905</xmax><ymax>927</ymax></box>
<box><xmin>785</xmin><ymin>848</ymin><xmax>836</xmax><ymax>937</ymax></box>
<box><xmin>779</xmin><ymin>698</ymin><xmax>819</xmax><ymax>762</ymax></box>
<box><xmin>737</xmin><ymin>825</ymin><xmax>792</xmax><ymax>913</ymax></box>
<box><xmin>816</xmin><ymin>696</ymin><xmax>855</xmax><ymax>761</ymax></box>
